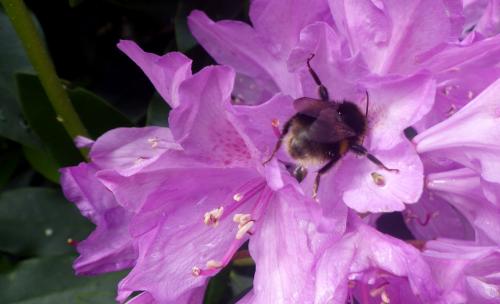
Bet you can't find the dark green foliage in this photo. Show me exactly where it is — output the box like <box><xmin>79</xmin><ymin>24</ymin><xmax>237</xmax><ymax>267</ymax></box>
<box><xmin>0</xmin><ymin>255</ymin><xmax>125</xmax><ymax>304</ymax></box>
<box><xmin>0</xmin><ymin>1</ymin><xmax>253</xmax><ymax>302</ymax></box>
<box><xmin>0</xmin><ymin>188</ymin><xmax>93</xmax><ymax>257</ymax></box>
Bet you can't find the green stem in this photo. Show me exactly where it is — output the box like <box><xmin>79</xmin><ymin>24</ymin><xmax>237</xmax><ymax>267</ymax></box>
<box><xmin>1</xmin><ymin>0</ymin><xmax>89</xmax><ymax>158</ymax></box>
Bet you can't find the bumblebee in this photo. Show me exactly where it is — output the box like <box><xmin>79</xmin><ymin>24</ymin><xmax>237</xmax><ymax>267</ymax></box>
<box><xmin>264</xmin><ymin>55</ymin><xmax>398</xmax><ymax>198</ymax></box>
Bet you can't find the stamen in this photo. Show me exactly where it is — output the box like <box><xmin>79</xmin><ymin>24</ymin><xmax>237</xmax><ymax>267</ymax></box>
<box><xmin>148</xmin><ymin>137</ymin><xmax>159</xmax><ymax>148</ymax></box>
<box><xmin>446</xmin><ymin>104</ymin><xmax>457</xmax><ymax>116</ymax></box>
<box><xmin>233</xmin><ymin>213</ymin><xmax>251</xmax><ymax>224</ymax></box>
<box><xmin>67</xmin><ymin>238</ymin><xmax>78</xmax><ymax>246</ymax></box>
<box><xmin>206</xmin><ymin>260</ymin><xmax>223</xmax><ymax>269</ymax></box>
<box><xmin>371</xmin><ymin>172</ymin><xmax>386</xmax><ymax>186</ymax></box>
<box><xmin>467</xmin><ymin>90</ymin><xmax>474</xmax><ymax>99</ymax></box>
<box><xmin>271</xmin><ymin>119</ymin><xmax>281</xmax><ymax>138</ymax></box>
<box><xmin>381</xmin><ymin>290</ymin><xmax>391</xmax><ymax>303</ymax></box>
<box><xmin>370</xmin><ymin>281</ymin><xmax>389</xmax><ymax>294</ymax></box>
<box><xmin>236</xmin><ymin>220</ymin><xmax>255</xmax><ymax>239</ymax></box>
<box><xmin>220</xmin><ymin>180</ymin><xmax>266</xmax><ymax>221</ymax></box>
<box><xmin>442</xmin><ymin>86</ymin><xmax>452</xmax><ymax>95</ymax></box>
<box><xmin>233</xmin><ymin>193</ymin><xmax>243</xmax><ymax>202</ymax></box>
<box><xmin>192</xmin><ymin>266</ymin><xmax>201</xmax><ymax>277</ymax></box>
<box><xmin>204</xmin><ymin>206</ymin><xmax>224</xmax><ymax>227</ymax></box>
<box><xmin>404</xmin><ymin>209</ymin><xmax>439</xmax><ymax>226</ymax></box>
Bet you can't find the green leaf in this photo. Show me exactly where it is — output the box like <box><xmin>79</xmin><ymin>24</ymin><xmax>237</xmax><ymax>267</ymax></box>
<box><xmin>204</xmin><ymin>267</ymin><xmax>233</xmax><ymax>304</ymax></box>
<box><xmin>0</xmin><ymin>141</ymin><xmax>21</xmax><ymax>189</ymax></box>
<box><xmin>146</xmin><ymin>93</ymin><xmax>170</xmax><ymax>127</ymax></box>
<box><xmin>0</xmin><ymin>255</ymin><xmax>125</xmax><ymax>304</ymax></box>
<box><xmin>0</xmin><ymin>11</ymin><xmax>39</xmax><ymax>148</ymax></box>
<box><xmin>229</xmin><ymin>270</ymin><xmax>253</xmax><ymax>297</ymax></box>
<box><xmin>16</xmin><ymin>73</ymin><xmax>82</xmax><ymax>167</ymax></box>
<box><xmin>175</xmin><ymin>1</ymin><xmax>198</xmax><ymax>52</ymax></box>
<box><xmin>0</xmin><ymin>187</ymin><xmax>93</xmax><ymax>257</ymax></box>
<box><xmin>68</xmin><ymin>0</ymin><xmax>85</xmax><ymax>8</ymax></box>
<box><xmin>69</xmin><ymin>87</ymin><xmax>133</xmax><ymax>138</ymax></box>
<box><xmin>23</xmin><ymin>146</ymin><xmax>60</xmax><ymax>184</ymax></box>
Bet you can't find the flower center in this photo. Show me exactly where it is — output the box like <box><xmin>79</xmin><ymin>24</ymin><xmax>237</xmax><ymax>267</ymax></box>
<box><xmin>192</xmin><ymin>179</ymin><xmax>272</xmax><ymax>277</ymax></box>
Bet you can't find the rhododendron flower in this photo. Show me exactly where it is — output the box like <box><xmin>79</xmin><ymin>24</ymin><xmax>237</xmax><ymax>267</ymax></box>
<box><xmin>60</xmin><ymin>127</ymin><xmax>179</xmax><ymax>274</ymax></box>
<box><xmin>60</xmin><ymin>0</ymin><xmax>500</xmax><ymax>303</ymax></box>
<box><xmin>314</xmin><ymin>217</ymin><xmax>440</xmax><ymax>303</ymax></box>
<box><xmin>63</xmin><ymin>40</ymin><xmax>352</xmax><ymax>303</ymax></box>
<box><xmin>424</xmin><ymin>239</ymin><xmax>500</xmax><ymax>303</ymax></box>
<box><xmin>189</xmin><ymin>2</ymin><xmax>444</xmax><ymax>213</ymax></box>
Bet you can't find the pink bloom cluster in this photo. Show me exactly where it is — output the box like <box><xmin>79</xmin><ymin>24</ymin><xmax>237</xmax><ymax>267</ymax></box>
<box><xmin>61</xmin><ymin>0</ymin><xmax>500</xmax><ymax>303</ymax></box>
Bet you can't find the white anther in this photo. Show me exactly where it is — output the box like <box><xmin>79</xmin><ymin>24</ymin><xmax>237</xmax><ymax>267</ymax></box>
<box><xmin>467</xmin><ymin>90</ymin><xmax>474</xmax><ymax>99</ymax></box>
<box><xmin>381</xmin><ymin>290</ymin><xmax>391</xmax><ymax>303</ymax></box>
<box><xmin>148</xmin><ymin>137</ymin><xmax>159</xmax><ymax>148</ymax></box>
<box><xmin>236</xmin><ymin>220</ymin><xmax>254</xmax><ymax>239</ymax></box>
<box><xmin>233</xmin><ymin>193</ymin><xmax>243</xmax><ymax>202</ymax></box>
<box><xmin>233</xmin><ymin>213</ymin><xmax>251</xmax><ymax>225</ymax></box>
<box><xmin>203</xmin><ymin>207</ymin><xmax>224</xmax><ymax>227</ymax></box>
<box><xmin>192</xmin><ymin>266</ymin><xmax>201</xmax><ymax>277</ymax></box>
<box><xmin>206</xmin><ymin>260</ymin><xmax>223</xmax><ymax>269</ymax></box>
<box><xmin>443</xmin><ymin>85</ymin><xmax>453</xmax><ymax>95</ymax></box>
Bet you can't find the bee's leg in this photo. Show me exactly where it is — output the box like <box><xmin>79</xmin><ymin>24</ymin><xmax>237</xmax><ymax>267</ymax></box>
<box><xmin>361</xmin><ymin>91</ymin><xmax>370</xmax><ymax>145</ymax></box>
<box><xmin>350</xmin><ymin>144</ymin><xmax>399</xmax><ymax>173</ymax></box>
<box><xmin>307</xmin><ymin>54</ymin><xmax>330</xmax><ymax>102</ymax></box>
<box><xmin>262</xmin><ymin>120</ymin><xmax>291</xmax><ymax>165</ymax></box>
<box><xmin>312</xmin><ymin>158</ymin><xmax>338</xmax><ymax>200</ymax></box>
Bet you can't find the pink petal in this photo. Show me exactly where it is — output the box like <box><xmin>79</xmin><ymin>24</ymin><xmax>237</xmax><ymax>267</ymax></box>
<box><xmin>474</xmin><ymin>0</ymin><xmax>500</xmax><ymax>38</ymax></box>
<box><xmin>315</xmin><ymin>222</ymin><xmax>439</xmax><ymax>303</ymax></box>
<box><xmin>187</xmin><ymin>10</ymin><xmax>301</xmax><ymax>100</ymax></box>
<box><xmin>170</xmin><ymin>65</ymin><xmax>258</xmax><ymax>167</ymax></box>
<box><xmin>74</xmin><ymin>135</ymin><xmax>94</xmax><ymax>149</ymax></box>
<box><xmin>329</xmin><ymin>0</ymin><xmax>459</xmax><ymax>74</ymax></box>
<box><xmin>424</xmin><ymin>239</ymin><xmax>500</xmax><ymax>303</ymax></box>
<box><xmin>364</xmin><ymin>73</ymin><xmax>436</xmax><ymax>150</ymax></box>
<box><xmin>60</xmin><ymin>163</ymin><xmax>136</xmax><ymax>274</ymax></box>
<box><xmin>117</xmin><ymin>40</ymin><xmax>191</xmax><ymax>108</ymax></box>
<box><xmin>231</xmin><ymin>93</ymin><xmax>295</xmax><ymax>157</ymax></box>
<box><xmin>427</xmin><ymin>168</ymin><xmax>500</xmax><ymax>245</ymax></box>
<box><xmin>414</xmin><ymin>78</ymin><xmax>500</xmax><ymax>184</ymax></box>
<box><xmin>249</xmin><ymin>187</ymin><xmax>340</xmax><ymax>303</ymax></box>
<box><xmin>329</xmin><ymin>141</ymin><xmax>424</xmax><ymax>213</ymax></box>
<box><xmin>287</xmin><ymin>22</ymin><xmax>370</xmax><ymax>101</ymax></box>
<box><xmin>90</xmin><ymin>127</ymin><xmax>181</xmax><ymax>176</ymax></box>
<box><xmin>249</xmin><ymin>0</ymin><xmax>330</xmax><ymax>56</ymax></box>
<box><xmin>117</xmin><ymin>169</ymin><xmax>259</xmax><ymax>303</ymax></box>
<box><xmin>405</xmin><ymin>189</ymin><xmax>475</xmax><ymax>242</ymax></box>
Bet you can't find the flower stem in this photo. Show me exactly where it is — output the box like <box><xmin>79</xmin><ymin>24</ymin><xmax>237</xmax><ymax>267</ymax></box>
<box><xmin>1</xmin><ymin>0</ymin><xmax>90</xmax><ymax>158</ymax></box>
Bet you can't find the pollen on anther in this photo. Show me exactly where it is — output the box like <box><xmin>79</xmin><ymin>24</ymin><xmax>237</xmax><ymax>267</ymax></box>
<box><xmin>271</xmin><ymin>118</ymin><xmax>281</xmax><ymax>138</ymax></box>
<box><xmin>192</xmin><ymin>266</ymin><xmax>201</xmax><ymax>277</ymax></box>
<box><xmin>371</xmin><ymin>172</ymin><xmax>386</xmax><ymax>186</ymax></box>
<box><xmin>233</xmin><ymin>193</ymin><xmax>243</xmax><ymax>202</ymax></box>
<box><xmin>148</xmin><ymin>137</ymin><xmax>159</xmax><ymax>149</ymax></box>
<box><xmin>381</xmin><ymin>290</ymin><xmax>391</xmax><ymax>303</ymax></box>
<box><xmin>204</xmin><ymin>206</ymin><xmax>224</xmax><ymax>227</ymax></box>
<box><xmin>233</xmin><ymin>213</ymin><xmax>251</xmax><ymax>224</ymax></box>
<box><xmin>206</xmin><ymin>260</ymin><xmax>223</xmax><ymax>269</ymax></box>
<box><xmin>236</xmin><ymin>220</ymin><xmax>254</xmax><ymax>239</ymax></box>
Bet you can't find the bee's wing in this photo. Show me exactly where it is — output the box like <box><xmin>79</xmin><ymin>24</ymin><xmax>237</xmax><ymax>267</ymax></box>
<box><xmin>308</xmin><ymin>107</ymin><xmax>357</xmax><ymax>143</ymax></box>
<box><xmin>293</xmin><ymin>97</ymin><xmax>333</xmax><ymax>118</ymax></box>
